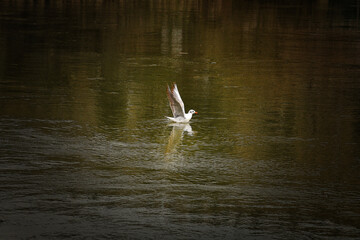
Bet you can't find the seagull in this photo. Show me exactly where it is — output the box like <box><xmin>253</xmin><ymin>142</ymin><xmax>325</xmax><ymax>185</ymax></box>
<box><xmin>166</xmin><ymin>83</ymin><xmax>197</xmax><ymax>123</ymax></box>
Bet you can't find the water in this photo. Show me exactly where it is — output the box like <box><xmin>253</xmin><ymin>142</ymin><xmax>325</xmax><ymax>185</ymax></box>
<box><xmin>1</xmin><ymin>1</ymin><xmax>360</xmax><ymax>239</ymax></box>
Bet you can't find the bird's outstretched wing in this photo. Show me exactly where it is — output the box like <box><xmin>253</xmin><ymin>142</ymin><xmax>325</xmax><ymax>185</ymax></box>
<box><xmin>167</xmin><ymin>83</ymin><xmax>185</xmax><ymax>118</ymax></box>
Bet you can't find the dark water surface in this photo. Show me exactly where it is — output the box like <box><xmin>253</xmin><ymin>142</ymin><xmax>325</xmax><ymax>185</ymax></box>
<box><xmin>1</xmin><ymin>1</ymin><xmax>360</xmax><ymax>239</ymax></box>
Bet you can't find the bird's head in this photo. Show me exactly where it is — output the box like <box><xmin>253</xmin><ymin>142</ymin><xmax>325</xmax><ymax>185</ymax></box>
<box><xmin>189</xmin><ymin>109</ymin><xmax>198</xmax><ymax>115</ymax></box>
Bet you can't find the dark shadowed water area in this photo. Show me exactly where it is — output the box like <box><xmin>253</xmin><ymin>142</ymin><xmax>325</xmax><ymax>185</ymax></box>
<box><xmin>1</xmin><ymin>1</ymin><xmax>360</xmax><ymax>239</ymax></box>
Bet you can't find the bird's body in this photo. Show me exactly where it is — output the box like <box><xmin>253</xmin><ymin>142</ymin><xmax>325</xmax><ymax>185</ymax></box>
<box><xmin>166</xmin><ymin>112</ymin><xmax>193</xmax><ymax>123</ymax></box>
<box><xmin>166</xmin><ymin>83</ymin><xmax>197</xmax><ymax>123</ymax></box>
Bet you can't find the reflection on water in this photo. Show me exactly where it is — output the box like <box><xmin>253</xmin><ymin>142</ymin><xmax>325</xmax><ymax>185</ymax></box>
<box><xmin>165</xmin><ymin>123</ymin><xmax>193</xmax><ymax>155</ymax></box>
<box><xmin>1</xmin><ymin>0</ymin><xmax>360</xmax><ymax>239</ymax></box>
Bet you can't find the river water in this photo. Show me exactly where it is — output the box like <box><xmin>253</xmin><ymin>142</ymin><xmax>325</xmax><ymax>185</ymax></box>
<box><xmin>1</xmin><ymin>1</ymin><xmax>360</xmax><ymax>239</ymax></box>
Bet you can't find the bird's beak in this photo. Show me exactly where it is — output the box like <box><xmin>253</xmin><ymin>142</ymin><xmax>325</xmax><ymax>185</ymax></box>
<box><xmin>195</xmin><ymin>112</ymin><xmax>198</xmax><ymax>114</ymax></box>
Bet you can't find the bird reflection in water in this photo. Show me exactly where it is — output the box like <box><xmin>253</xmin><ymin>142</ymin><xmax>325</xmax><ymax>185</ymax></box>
<box><xmin>165</xmin><ymin>123</ymin><xmax>193</xmax><ymax>155</ymax></box>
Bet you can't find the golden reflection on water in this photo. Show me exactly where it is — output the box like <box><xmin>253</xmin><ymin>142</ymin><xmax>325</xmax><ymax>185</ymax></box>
<box><xmin>0</xmin><ymin>0</ymin><xmax>359</xmax><ymax>167</ymax></box>
<box><xmin>0</xmin><ymin>1</ymin><xmax>360</xmax><ymax>238</ymax></box>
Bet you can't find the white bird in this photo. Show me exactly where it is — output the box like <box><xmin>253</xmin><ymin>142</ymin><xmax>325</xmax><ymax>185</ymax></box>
<box><xmin>166</xmin><ymin>83</ymin><xmax>197</xmax><ymax>123</ymax></box>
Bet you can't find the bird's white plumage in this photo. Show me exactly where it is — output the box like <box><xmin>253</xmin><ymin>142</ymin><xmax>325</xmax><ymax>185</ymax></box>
<box><xmin>166</xmin><ymin>83</ymin><xmax>197</xmax><ymax>123</ymax></box>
